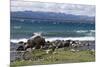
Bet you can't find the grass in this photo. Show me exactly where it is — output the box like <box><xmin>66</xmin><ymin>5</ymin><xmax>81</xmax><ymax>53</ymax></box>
<box><xmin>10</xmin><ymin>49</ymin><xmax>95</xmax><ymax>67</ymax></box>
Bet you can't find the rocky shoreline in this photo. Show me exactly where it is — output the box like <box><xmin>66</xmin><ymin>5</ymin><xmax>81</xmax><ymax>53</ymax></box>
<box><xmin>11</xmin><ymin>35</ymin><xmax>95</xmax><ymax>51</ymax></box>
<box><xmin>10</xmin><ymin>35</ymin><xmax>95</xmax><ymax>62</ymax></box>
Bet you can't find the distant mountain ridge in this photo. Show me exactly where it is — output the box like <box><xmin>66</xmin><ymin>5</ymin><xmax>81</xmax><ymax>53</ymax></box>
<box><xmin>11</xmin><ymin>11</ymin><xmax>95</xmax><ymax>23</ymax></box>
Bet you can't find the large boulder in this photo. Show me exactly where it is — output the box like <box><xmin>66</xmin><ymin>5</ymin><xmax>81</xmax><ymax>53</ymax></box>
<box><xmin>53</xmin><ymin>40</ymin><xmax>63</xmax><ymax>48</ymax></box>
<box><xmin>71</xmin><ymin>40</ymin><xmax>81</xmax><ymax>48</ymax></box>
<box><xmin>43</xmin><ymin>41</ymin><xmax>52</xmax><ymax>50</ymax></box>
<box><xmin>25</xmin><ymin>36</ymin><xmax>46</xmax><ymax>49</ymax></box>
<box><xmin>63</xmin><ymin>40</ymin><xmax>72</xmax><ymax>47</ymax></box>
<box><xmin>16</xmin><ymin>41</ymin><xmax>25</xmax><ymax>51</ymax></box>
<box><xmin>16</xmin><ymin>45</ymin><xmax>25</xmax><ymax>51</ymax></box>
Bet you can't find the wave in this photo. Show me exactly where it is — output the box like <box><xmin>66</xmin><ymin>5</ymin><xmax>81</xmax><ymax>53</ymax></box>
<box><xmin>11</xmin><ymin>38</ymin><xmax>27</xmax><ymax>43</ymax></box>
<box><xmin>11</xmin><ymin>36</ymin><xmax>95</xmax><ymax>43</ymax></box>
<box><xmin>76</xmin><ymin>30</ymin><xmax>95</xmax><ymax>33</ymax></box>
<box><xmin>76</xmin><ymin>30</ymin><xmax>88</xmax><ymax>33</ymax></box>
<box><xmin>41</xmin><ymin>31</ymin><xmax>95</xmax><ymax>37</ymax></box>
<box><xmin>13</xmin><ymin>26</ymin><xmax>21</xmax><ymax>29</ymax></box>
<box><xmin>45</xmin><ymin>37</ymin><xmax>95</xmax><ymax>42</ymax></box>
<box><xmin>11</xmin><ymin>30</ymin><xmax>95</xmax><ymax>37</ymax></box>
<box><xmin>90</xmin><ymin>30</ymin><xmax>95</xmax><ymax>32</ymax></box>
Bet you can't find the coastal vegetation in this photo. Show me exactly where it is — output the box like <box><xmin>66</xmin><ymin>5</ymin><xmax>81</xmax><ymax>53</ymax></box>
<box><xmin>10</xmin><ymin>49</ymin><xmax>95</xmax><ymax>67</ymax></box>
<box><xmin>10</xmin><ymin>34</ymin><xmax>95</xmax><ymax>67</ymax></box>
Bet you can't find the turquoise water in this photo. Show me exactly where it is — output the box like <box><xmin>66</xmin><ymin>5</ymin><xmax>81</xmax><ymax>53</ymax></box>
<box><xmin>10</xmin><ymin>19</ymin><xmax>95</xmax><ymax>42</ymax></box>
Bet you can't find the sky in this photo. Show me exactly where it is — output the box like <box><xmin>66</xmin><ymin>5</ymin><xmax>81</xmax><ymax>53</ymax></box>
<box><xmin>11</xmin><ymin>0</ymin><xmax>95</xmax><ymax>17</ymax></box>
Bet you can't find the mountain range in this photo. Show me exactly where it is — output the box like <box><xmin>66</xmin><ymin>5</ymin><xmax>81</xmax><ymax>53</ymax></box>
<box><xmin>11</xmin><ymin>11</ymin><xmax>95</xmax><ymax>23</ymax></box>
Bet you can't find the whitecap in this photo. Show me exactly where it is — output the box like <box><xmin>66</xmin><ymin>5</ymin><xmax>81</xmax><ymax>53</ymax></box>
<box><xmin>20</xmin><ymin>19</ymin><xmax>24</xmax><ymax>22</ymax></box>
<box><xmin>90</xmin><ymin>30</ymin><xmax>95</xmax><ymax>32</ymax></box>
<box><xmin>45</xmin><ymin>37</ymin><xmax>95</xmax><ymax>42</ymax></box>
<box><xmin>13</xmin><ymin>26</ymin><xmax>21</xmax><ymax>29</ymax></box>
<box><xmin>76</xmin><ymin>30</ymin><xmax>88</xmax><ymax>33</ymax></box>
<box><xmin>10</xmin><ymin>38</ymin><xmax>28</xmax><ymax>43</ymax></box>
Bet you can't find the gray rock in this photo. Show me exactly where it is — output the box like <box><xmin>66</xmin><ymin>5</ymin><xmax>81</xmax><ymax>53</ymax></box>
<box><xmin>25</xmin><ymin>36</ymin><xmax>46</xmax><ymax>49</ymax></box>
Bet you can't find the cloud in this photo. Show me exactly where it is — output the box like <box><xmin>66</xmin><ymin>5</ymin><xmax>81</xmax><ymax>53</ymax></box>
<box><xmin>11</xmin><ymin>1</ymin><xmax>95</xmax><ymax>16</ymax></box>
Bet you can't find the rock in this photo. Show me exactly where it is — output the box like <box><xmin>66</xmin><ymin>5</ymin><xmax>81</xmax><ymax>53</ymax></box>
<box><xmin>45</xmin><ymin>49</ymin><xmax>55</xmax><ymax>54</ymax></box>
<box><xmin>63</xmin><ymin>40</ymin><xmax>72</xmax><ymax>47</ymax></box>
<box><xmin>43</xmin><ymin>41</ymin><xmax>52</xmax><ymax>50</ymax></box>
<box><xmin>56</xmin><ymin>40</ymin><xmax>64</xmax><ymax>48</ymax></box>
<box><xmin>18</xmin><ymin>41</ymin><xmax>24</xmax><ymax>44</ymax></box>
<box><xmin>57</xmin><ymin>42</ymin><xmax>63</xmax><ymax>48</ymax></box>
<box><xmin>45</xmin><ymin>49</ymin><xmax>51</xmax><ymax>54</ymax></box>
<box><xmin>26</xmin><ymin>48</ymin><xmax>32</xmax><ymax>52</ymax></box>
<box><xmin>23</xmin><ymin>51</ymin><xmax>33</xmax><ymax>60</ymax></box>
<box><xmin>70</xmin><ymin>49</ymin><xmax>76</xmax><ymax>52</ymax></box>
<box><xmin>26</xmin><ymin>36</ymin><xmax>46</xmax><ymax>49</ymax></box>
<box><xmin>52</xmin><ymin>40</ymin><xmax>63</xmax><ymax>48</ymax></box>
<box><xmin>33</xmin><ymin>36</ymin><xmax>45</xmax><ymax>49</ymax></box>
<box><xmin>16</xmin><ymin>45</ymin><xmax>25</xmax><ymax>51</ymax></box>
<box><xmin>51</xmin><ymin>45</ymin><xmax>56</xmax><ymax>51</ymax></box>
<box><xmin>91</xmin><ymin>49</ymin><xmax>95</xmax><ymax>52</ymax></box>
<box><xmin>17</xmin><ymin>41</ymin><xmax>25</xmax><ymax>46</ymax></box>
<box><xmin>71</xmin><ymin>41</ymin><xmax>80</xmax><ymax>48</ymax></box>
<box><xmin>76</xmin><ymin>50</ymin><xmax>79</xmax><ymax>52</ymax></box>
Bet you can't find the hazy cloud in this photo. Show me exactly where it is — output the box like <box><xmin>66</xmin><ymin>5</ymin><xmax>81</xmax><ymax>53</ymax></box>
<box><xmin>11</xmin><ymin>1</ymin><xmax>95</xmax><ymax>16</ymax></box>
